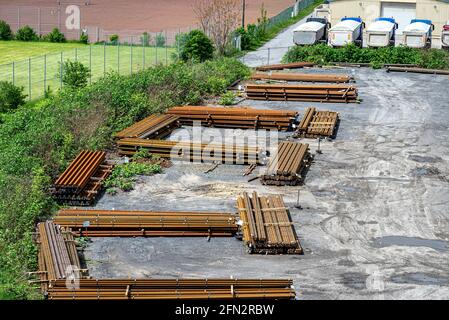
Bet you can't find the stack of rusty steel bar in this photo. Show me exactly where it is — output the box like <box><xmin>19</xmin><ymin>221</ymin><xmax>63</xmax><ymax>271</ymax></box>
<box><xmin>53</xmin><ymin>208</ymin><xmax>239</xmax><ymax>237</ymax></box>
<box><xmin>35</xmin><ymin>221</ymin><xmax>81</xmax><ymax>291</ymax></box>
<box><xmin>116</xmin><ymin>138</ymin><xmax>263</xmax><ymax>165</ymax></box>
<box><xmin>260</xmin><ymin>141</ymin><xmax>312</xmax><ymax>186</ymax></box>
<box><xmin>296</xmin><ymin>107</ymin><xmax>339</xmax><ymax>139</ymax></box>
<box><xmin>237</xmin><ymin>192</ymin><xmax>302</xmax><ymax>255</ymax></box>
<box><xmin>166</xmin><ymin>106</ymin><xmax>298</xmax><ymax>131</ymax></box>
<box><xmin>50</xmin><ymin>150</ymin><xmax>114</xmax><ymax>206</ymax></box>
<box><xmin>251</xmin><ymin>72</ymin><xmax>352</xmax><ymax>83</ymax></box>
<box><xmin>114</xmin><ymin>114</ymin><xmax>180</xmax><ymax>139</ymax></box>
<box><xmin>45</xmin><ymin>278</ymin><xmax>295</xmax><ymax>300</ymax></box>
<box><xmin>255</xmin><ymin>62</ymin><xmax>314</xmax><ymax>71</ymax></box>
<box><xmin>245</xmin><ymin>83</ymin><xmax>358</xmax><ymax>103</ymax></box>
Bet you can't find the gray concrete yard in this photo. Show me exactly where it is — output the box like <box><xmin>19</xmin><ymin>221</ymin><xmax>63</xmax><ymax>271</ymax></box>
<box><xmin>83</xmin><ymin>66</ymin><xmax>449</xmax><ymax>300</ymax></box>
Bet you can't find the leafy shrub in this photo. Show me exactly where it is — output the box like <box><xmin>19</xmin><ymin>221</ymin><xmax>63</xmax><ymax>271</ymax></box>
<box><xmin>15</xmin><ymin>25</ymin><xmax>38</xmax><ymax>42</ymax></box>
<box><xmin>156</xmin><ymin>32</ymin><xmax>166</xmax><ymax>47</ymax></box>
<box><xmin>0</xmin><ymin>20</ymin><xmax>13</xmax><ymax>40</ymax></box>
<box><xmin>180</xmin><ymin>30</ymin><xmax>214</xmax><ymax>62</ymax></box>
<box><xmin>0</xmin><ymin>81</ymin><xmax>27</xmax><ymax>113</ymax></box>
<box><xmin>44</xmin><ymin>28</ymin><xmax>66</xmax><ymax>43</ymax></box>
<box><xmin>109</xmin><ymin>34</ymin><xmax>119</xmax><ymax>44</ymax></box>
<box><xmin>283</xmin><ymin>44</ymin><xmax>449</xmax><ymax>70</ymax></box>
<box><xmin>104</xmin><ymin>162</ymin><xmax>162</xmax><ymax>192</ymax></box>
<box><xmin>58</xmin><ymin>61</ymin><xmax>91</xmax><ymax>88</ymax></box>
<box><xmin>219</xmin><ymin>91</ymin><xmax>236</xmax><ymax>105</ymax></box>
<box><xmin>79</xmin><ymin>32</ymin><xmax>88</xmax><ymax>44</ymax></box>
<box><xmin>141</xmin><ymin>32</ymin><xmax>151</xmax><ymax>47</ymax></box>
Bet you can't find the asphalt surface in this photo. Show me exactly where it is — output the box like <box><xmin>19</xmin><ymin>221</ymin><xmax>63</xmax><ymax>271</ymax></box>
<box><xmin>85</xmin><ymin>66</ymin><xmax>449</xmax><ymax>299</ymax></box>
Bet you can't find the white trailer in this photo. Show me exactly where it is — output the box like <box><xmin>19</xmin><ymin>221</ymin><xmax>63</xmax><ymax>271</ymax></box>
<box><xmin>293</xmin><ymin>17</ymin><xmax>330</xmax><ymax>45</ymax></box>
<box><xmin>442</xmin><ymin>22</ymin><xmax>449</xmax><ymax>50</ymax></box>
<box><xmin>328</xmin><ymin>17</ymin><xmax>364</xmax><ymax>47</ymax></box>
<box><xmin>366</xmin><ymin>18</ymin><xmax>398</xmax><ymax>47</ymax></box>
<box><xmin>403</xmin><ymin>19</ymin><xmax>434</xmax><ymax>48</ymax></box>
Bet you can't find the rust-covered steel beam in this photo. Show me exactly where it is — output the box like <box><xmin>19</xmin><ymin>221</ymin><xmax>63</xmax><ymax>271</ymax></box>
<box><xmin>255</xmin><ymin>62</ymin><xmax>314</xmax><ymax>71</ymax></box>
<box><xmin>245</xmin><ymin>83</ymin><xmax>358</xmax><ymax>103</ymax></box>
<box><xmin>251</xmin><ymin>72</ymin><xmax>352</xmax><ymax>83</ymax></box>
<box><xmin>237</xmin><ymin>192</ymin><xmax>302</xmax><ymax>255</ymax></box>
<box><xmin>114</xmin><ymin>114</ymin><xmax>180</xmax><ymax>139</ymax></box>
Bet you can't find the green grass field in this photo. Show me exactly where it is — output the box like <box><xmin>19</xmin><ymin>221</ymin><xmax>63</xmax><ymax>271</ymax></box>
<box><xmin>0</xmin><ymin>41</ymin><xmax>175</xmax><ymax>100</ymax></box>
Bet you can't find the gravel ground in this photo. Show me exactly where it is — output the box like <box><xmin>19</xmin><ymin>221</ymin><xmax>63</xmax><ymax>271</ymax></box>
<box><xmin>83</xmin><ymin>66</ymin><xmax>449</xmax><ymax>300</ymax></box>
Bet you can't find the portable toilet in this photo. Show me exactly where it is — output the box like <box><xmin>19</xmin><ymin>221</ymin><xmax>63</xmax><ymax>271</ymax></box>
<box><xmin>442</xmin><ymin>21</ymin><xmax>449</xmax><ymax>50</ymax></box>
<box><xmin>403</xmin><ymin>19</ymin><xmax>434</xmax><ymax>48</ymax></box>
<box><xmin>293</xmin><ymin>17</ymin><xmax>330</xmax><ymax>45</ymax></box>
<box><xmin>366</xmin><ymin>18</ymin><xmax>398</xmax><ymax>47</ymax></box>
<box><xmin>328</xmin><ymin>17</ymin><xmax>364</xmax><ymax>47</ymax></box>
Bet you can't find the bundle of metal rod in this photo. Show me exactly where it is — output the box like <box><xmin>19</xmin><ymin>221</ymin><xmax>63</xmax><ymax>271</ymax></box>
<box><xmin>36</xmin><ymin>221</ymin><xmax>74</xmax><ymax>281</ymax></box>
<box><xmin>386</xmin><ymin>66</ymin><xmax>449</xmax><ymax>75</ymax></box>
<box><xmin>53</xmin><ymin>151</ymin><xmax>105</xmax><ymax>194</ymax></box>
<box><xmin>296</xmin><ymin>107</ymin><xmax>339</xmax><ymax>138</ymax></box>
<box><xmin>237</xmin><ymin>192</ymin><xmax>302</xmax><ymax>255</ymax></box>
<box><xmin>166</xmin><ymin>106</ymin><xmax>298</xmax><ymax>131</ymax></box>
<box><xmin>251</xmin><ymin>72</ymin><xmax>352</xmax><ymax>83</ymax></box>
<box><xmin>53</xmin><ymin>209</ymin><xmax>239</xmax><ymax>237</ymax></box>
<box><xmin>46</xmin><ymin>278</ymin><xmax>295</xmax><ymax>300</ymax></box>
<box><xmin>51</xmin><ymin>151</ymin><xmax>114</xmax><ymax>206</ymax></box>
<box><xmin>117</xmin><ymin>138</ymin><xmax>263</xmax><ymax>165</ymax></box>
<box><xmin>255</xmin><ymin>62</ymin><xmax>314</xmax><ymax>71</ymax></box>
<box><xmin>260</xmin><ymin>141</ymin><xmax>312</xmax><ymax>186</ymax></box>
<box><xmin>245</xmin><ymin>83</ymin><xmax>358</xmax><ymax>103</ymax></box>
<box><xmin>114</xmin><ymin>114</ymin><xmax>180</xmax><ymax>139</ymax></box>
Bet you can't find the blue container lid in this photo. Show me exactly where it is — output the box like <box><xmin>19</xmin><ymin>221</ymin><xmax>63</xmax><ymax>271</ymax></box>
<box><xmin>376</xmin><ymin>17</ymin><xmax>396</xmax><ymax>24</ymax></box>
<box><xmin>342</xmin><ymin>17</ymin><xmax>362</xmax><ymax>23</ymax></box>
<box><xmin>410</xmin><ymin>19</ymin><xmax>432</xmax><ymax>25</ymax></box>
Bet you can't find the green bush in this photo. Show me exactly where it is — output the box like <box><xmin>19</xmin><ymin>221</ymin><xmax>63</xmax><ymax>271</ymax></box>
<box><xmin>0</xmin><ymin>20</ymin><xmax>13</xmax><ymax>40</ymax></box>
<box><xmin>180</xmin><ymin>30</ymin><xmax>214</xmax><ymax>62</ymax></box>
<box><xmin>0</xmin><ymin>81</ymin><xmax>27</xmax><ymax>113</ymax></box>
<box><xmin>141</xmin><ymin>32</ymin><xmax>151</xmax><ymax>47</ymax></box>
<box><xmin>219</xmin><ymin>91</ymin><xmax>237</xmax><ymax>105</ymax></box>
<box><xmin>109</xmin><ymin>34</ymin><xmax>119</xmax><ymax>44</ymax></box>
<box><xmin>156</xmin><ymin>32</ymin><xmax>166</xmax><ymax>47</ymax></box>
<box><xmin>79</xmin><ymin>32</ymin><xmax>88</xmax><ymax>44</ymax></box>
<box><xmin>15</xmin><ymin>25</ymin><xmax>38</xmax><ymax>42</ymax></box>
<box><xmin>282</xmin><ymin>44</ymin><xmax>449</xmax><ymax>70</ymax></box>
<box><xmin>58</xmin><ymin>61</ymin><xmax>91</xmax><ymax>88</ymax></box>
<box><xmin>44</xmin><ymin>28</ymin><xmax>66</xmax><ymax>43</ymax></box>
<box><xmin>104</xmin><ymin>162</ymin><xmax>162</xmax><ymax>192</ymax></box>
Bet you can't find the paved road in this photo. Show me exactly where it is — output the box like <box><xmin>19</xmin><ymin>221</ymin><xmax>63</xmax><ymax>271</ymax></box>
<box><xmin>241</xmin><ymin>14</ymin><xmax>311</xmax><ymax>67</ymax></box>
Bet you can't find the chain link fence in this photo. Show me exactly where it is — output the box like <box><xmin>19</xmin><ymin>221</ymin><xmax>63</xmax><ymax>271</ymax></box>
<box><xmin>0</xmin><ymin>38</ymin><xmax>179</xmax><ymax>101</ymax></box>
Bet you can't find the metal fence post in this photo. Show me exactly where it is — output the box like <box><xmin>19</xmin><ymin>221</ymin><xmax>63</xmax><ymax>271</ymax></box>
<box><xmin>28</xmin><ymin>58</ymin><xmax>31</xmax><ymax>101</ymax></box>
<box><xmin>117</xmin><ymin>42</ymin><xmax>120</xmax><ymax>74</ymax></box>
<box><xmin>155</xmin><ymin>39</ymin><xmax>158</xmax><ymax>65</ymax></box>
<box><xmin>131</xmin><ymin>37</ymin><xmax>133</xmax><ymax>74</ymax></box>
<box><xmin>165</xmin><ymin>30</ymin><xmax>168</xmax><ymax>65</ymax></box>
<box><xmin>103</xmin><ymin>42</ymin><xmax>106</xmax><ymax>75</ymax></box>
<box><xmin>12</xmin><ymin>62</ymin><xmax>15</xmax><ymax>85</ymax></box>
<box><xmin>60</xmin><ymin>52</ymin><xmax>63</xmax><ymax>89</ymax></box>
<box><xmin>75</xmin><ymin>48</ymin><xmax>78</xmax><ymax>61</ymax></box>
<box><xmin>44</xmin><ymin>54</ymin><xmax>47</xmax><ymax>93</ymax></box>
<box><xmin>89</xmin><ymin>45</ymin><xmax>92</xmax><ymax>84</ymax></box>
<box><xmin>143</xmin><ymin>40</ymin><xmax>145</xmax><ymax>70</ymax></box>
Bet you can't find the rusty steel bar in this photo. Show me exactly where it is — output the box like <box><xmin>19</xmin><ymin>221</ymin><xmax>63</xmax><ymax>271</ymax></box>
<box><xmin>255</xmin><ymin>62</ymin><xmax>314</xmax><ymax>71</ymax></box>
<box><xmin>251</xmin><ymin>72</ymin><xmax>352</xmax><ymax>83</ymax></box>
<box><xmin>114</xmin><ymin>114</ymin><xmax>180</xmax><ymax>139</ymax></box>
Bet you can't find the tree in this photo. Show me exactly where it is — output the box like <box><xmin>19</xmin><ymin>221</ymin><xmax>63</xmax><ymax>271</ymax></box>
<box><xmin>181</xmin><ymin>30</ymin><xmax>214</xmax><ymax>62</ymax></box>
<box><xmin>193</xmin><ymin>0</ymin><xmax>239</xmax><ymax>55</ymax></box>
<box><xmin>0</xmin><ymin>81</ymin><xmax>27</xmax><ymax>113</ymax></box>
<box><xmin>0</xmin><ymin>20</ymin><xmax>13</xmax><ymax>40</ymax></box>
<box><xmin>58</xmin><ymin>61</ymin><xmax>91</xmax><ymax>88</ymax></box>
